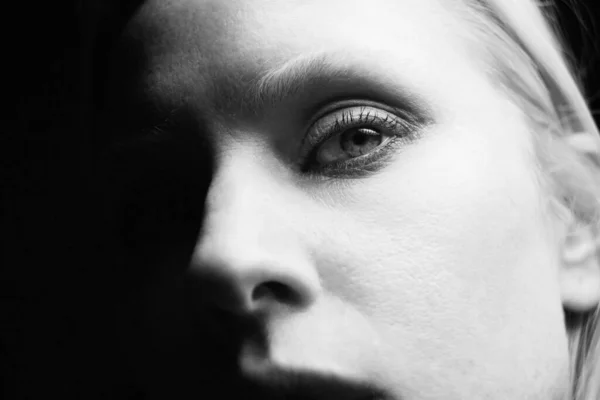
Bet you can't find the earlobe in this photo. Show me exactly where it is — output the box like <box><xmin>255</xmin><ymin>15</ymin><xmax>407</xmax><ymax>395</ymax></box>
<box><xmin>560</xmin><ymin>225</ymin><xmax>600</xmax><ymax>312</ymax></box>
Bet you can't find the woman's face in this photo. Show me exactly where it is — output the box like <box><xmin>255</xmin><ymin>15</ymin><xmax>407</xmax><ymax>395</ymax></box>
<box><xmin>105</xmin><ymin>0</ymin><xmax>573</xmax><ymax>399</ymax></box>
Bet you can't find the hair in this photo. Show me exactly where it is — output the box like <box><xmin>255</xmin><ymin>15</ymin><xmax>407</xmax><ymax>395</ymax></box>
<box><xmin>78</xmin><ymin>0</ymin><xmax>600</xmax><ymax>399</ymax></box>
<box><xmin>452</xmin><ymin>1</ymin><xmax>600</xmax><ymax>399</ymax></box>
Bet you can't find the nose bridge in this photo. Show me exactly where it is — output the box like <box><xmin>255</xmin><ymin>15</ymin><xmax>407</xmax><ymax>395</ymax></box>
<box><xmin>202</xmin><ymin>153</ymin><xmax>284</xmax><ymax>242</ymax></box>
<box><xmin>191</xmin><ymin>153</ymin><xmax>320</xmax><ymax>314</ymax></box>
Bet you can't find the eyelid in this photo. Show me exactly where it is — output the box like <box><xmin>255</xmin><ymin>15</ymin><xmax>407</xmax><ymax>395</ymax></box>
<box><xmin>301</xmin><ymin>101</ymin><xmax>418</xmax><ymax>165</ymax></box>
<box><xmin>302</xmin><ymin>99</ymin><xmax>419</xmax><ymax>149</ymax></box>
<box><xmin>297</xmin><ymin>102</ymin><xmax>422</xmax><ymax>178</ymax></box>
<box><xmin>309</xmin><ymin>108</ymin><xmax>400</xmax><ymax>152</ymax></box>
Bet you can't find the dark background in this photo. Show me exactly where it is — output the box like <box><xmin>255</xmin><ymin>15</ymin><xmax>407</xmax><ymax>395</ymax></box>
<box><xmin>1</xmin><ymin>1</ymin><xmax>599</xmax><ymax>399</ymax></box>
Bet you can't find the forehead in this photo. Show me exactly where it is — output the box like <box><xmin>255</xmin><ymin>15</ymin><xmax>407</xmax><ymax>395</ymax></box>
<box><xmin>113</xmin><ymin>0</ymin><xmax>480</xmax><ymax>122</ymax></box>
<box><xmin>135</xmin><ymin>0</ymin><xmax>461</xmax><ymax>56</ymax></box>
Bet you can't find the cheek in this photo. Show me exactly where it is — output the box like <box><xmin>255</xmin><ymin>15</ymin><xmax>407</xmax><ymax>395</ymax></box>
<box><xmin>311</xmin><ymin>100</ymin><xmax>569</xmax><ymax>391</ymax></box>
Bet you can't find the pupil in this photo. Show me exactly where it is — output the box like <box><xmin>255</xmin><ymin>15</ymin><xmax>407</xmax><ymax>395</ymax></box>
<box><xmin>353</xmin><ymin>132</ymin><xmax>368</xmax><ymax>145</ymax></box>
<box><xmin>352</xmin><ymin>128</ymin><xmax>377</xmax><ymax>145</ymax></box>
<box><xmin>340</xmin><ymin>127</ymin><xmax>382</xmax><ymax>157</ymax></box>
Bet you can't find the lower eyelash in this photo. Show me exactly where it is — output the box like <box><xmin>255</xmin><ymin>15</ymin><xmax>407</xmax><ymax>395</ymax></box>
<box><xmin>301</xmin><ymin>106</ymin><xmax>418</xmax><ymax>177</ymax></box>
<box><xmin>314</xmin><ymin>136</ymin><xmax>403</xmax><ymax>178</ymax></box>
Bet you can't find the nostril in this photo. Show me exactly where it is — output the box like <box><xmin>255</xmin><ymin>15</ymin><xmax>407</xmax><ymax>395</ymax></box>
<box><xmin>251</xmin><ymin>281</ymin><xmax>300</xmax><ymax>306</ymax></box>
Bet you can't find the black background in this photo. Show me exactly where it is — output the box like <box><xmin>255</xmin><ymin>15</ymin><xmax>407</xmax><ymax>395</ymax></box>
<box><xmin>1</xmin><ymin>1</ymin><xmax>599</xmax><ymax>399</ymax></box>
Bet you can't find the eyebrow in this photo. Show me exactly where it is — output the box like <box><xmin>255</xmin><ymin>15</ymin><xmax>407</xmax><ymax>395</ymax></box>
<box><xmin>250</xmin><ymin>52</ymin><xmax>346</xmax><ymax>109</ymax></box>
<box><xmin>236</xmin><ymin>51</ymin><xmax>431</xmax><ymax>120</ymax></box>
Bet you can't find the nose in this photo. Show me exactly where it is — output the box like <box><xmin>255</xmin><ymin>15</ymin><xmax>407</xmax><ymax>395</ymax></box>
<box><xmin>189</xmin><ymin>157</ymin><xmax>320</xmax><ymax>316</ymax></box>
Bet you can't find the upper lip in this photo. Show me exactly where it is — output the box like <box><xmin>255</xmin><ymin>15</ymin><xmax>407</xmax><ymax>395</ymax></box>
<box><xmin>241</xmin><ymin>359</ymin><xmax>388</xmax><ymax>400</ymax></box>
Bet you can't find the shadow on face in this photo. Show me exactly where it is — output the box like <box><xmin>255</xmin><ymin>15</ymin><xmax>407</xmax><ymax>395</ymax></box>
<box><xmin>89</xmin><ymin>0</ymin><xmax>575</xmax><ymax>398</ymax></box>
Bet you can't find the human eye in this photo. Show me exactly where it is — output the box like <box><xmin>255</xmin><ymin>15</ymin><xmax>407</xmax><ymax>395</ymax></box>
<box><xmin>300</xmin><ymin>101</ymin><xmax>423</xmax><ymax>177</ymax></box>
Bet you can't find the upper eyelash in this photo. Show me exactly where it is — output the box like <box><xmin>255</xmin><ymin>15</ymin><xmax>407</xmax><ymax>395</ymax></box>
<box><xmin>300</xmin><ymin>106</ymin><xmax>414</xmax><ymax>175</ymax></box>
<box><xmin>310</xmin><ymin>106</ymin><xmax>406</xmax><ymax>154</ymax></box>
<box><xmin>332</xmin><ymin>107</ymin><xmax>401</xmax><ymax>132</ymax></box>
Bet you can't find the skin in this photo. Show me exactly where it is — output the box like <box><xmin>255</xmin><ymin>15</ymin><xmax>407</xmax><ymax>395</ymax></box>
<box><xmin>97</xmin><ymin>0</ymin><xmax>600</xmax><ymax>399</ymax></box>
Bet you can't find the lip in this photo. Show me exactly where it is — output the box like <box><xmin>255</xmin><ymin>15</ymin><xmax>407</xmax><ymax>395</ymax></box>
<box><xmin>241</xmin><ymin>358</ymin><xmax>390</xmax><ymax>400</ymax></box>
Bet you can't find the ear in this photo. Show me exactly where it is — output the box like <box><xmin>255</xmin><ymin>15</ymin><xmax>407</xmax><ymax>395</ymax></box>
<box><xmin>560</xmin><ymin>222</ymin><xmax>600</xmax><ymax>312</ymax></box>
